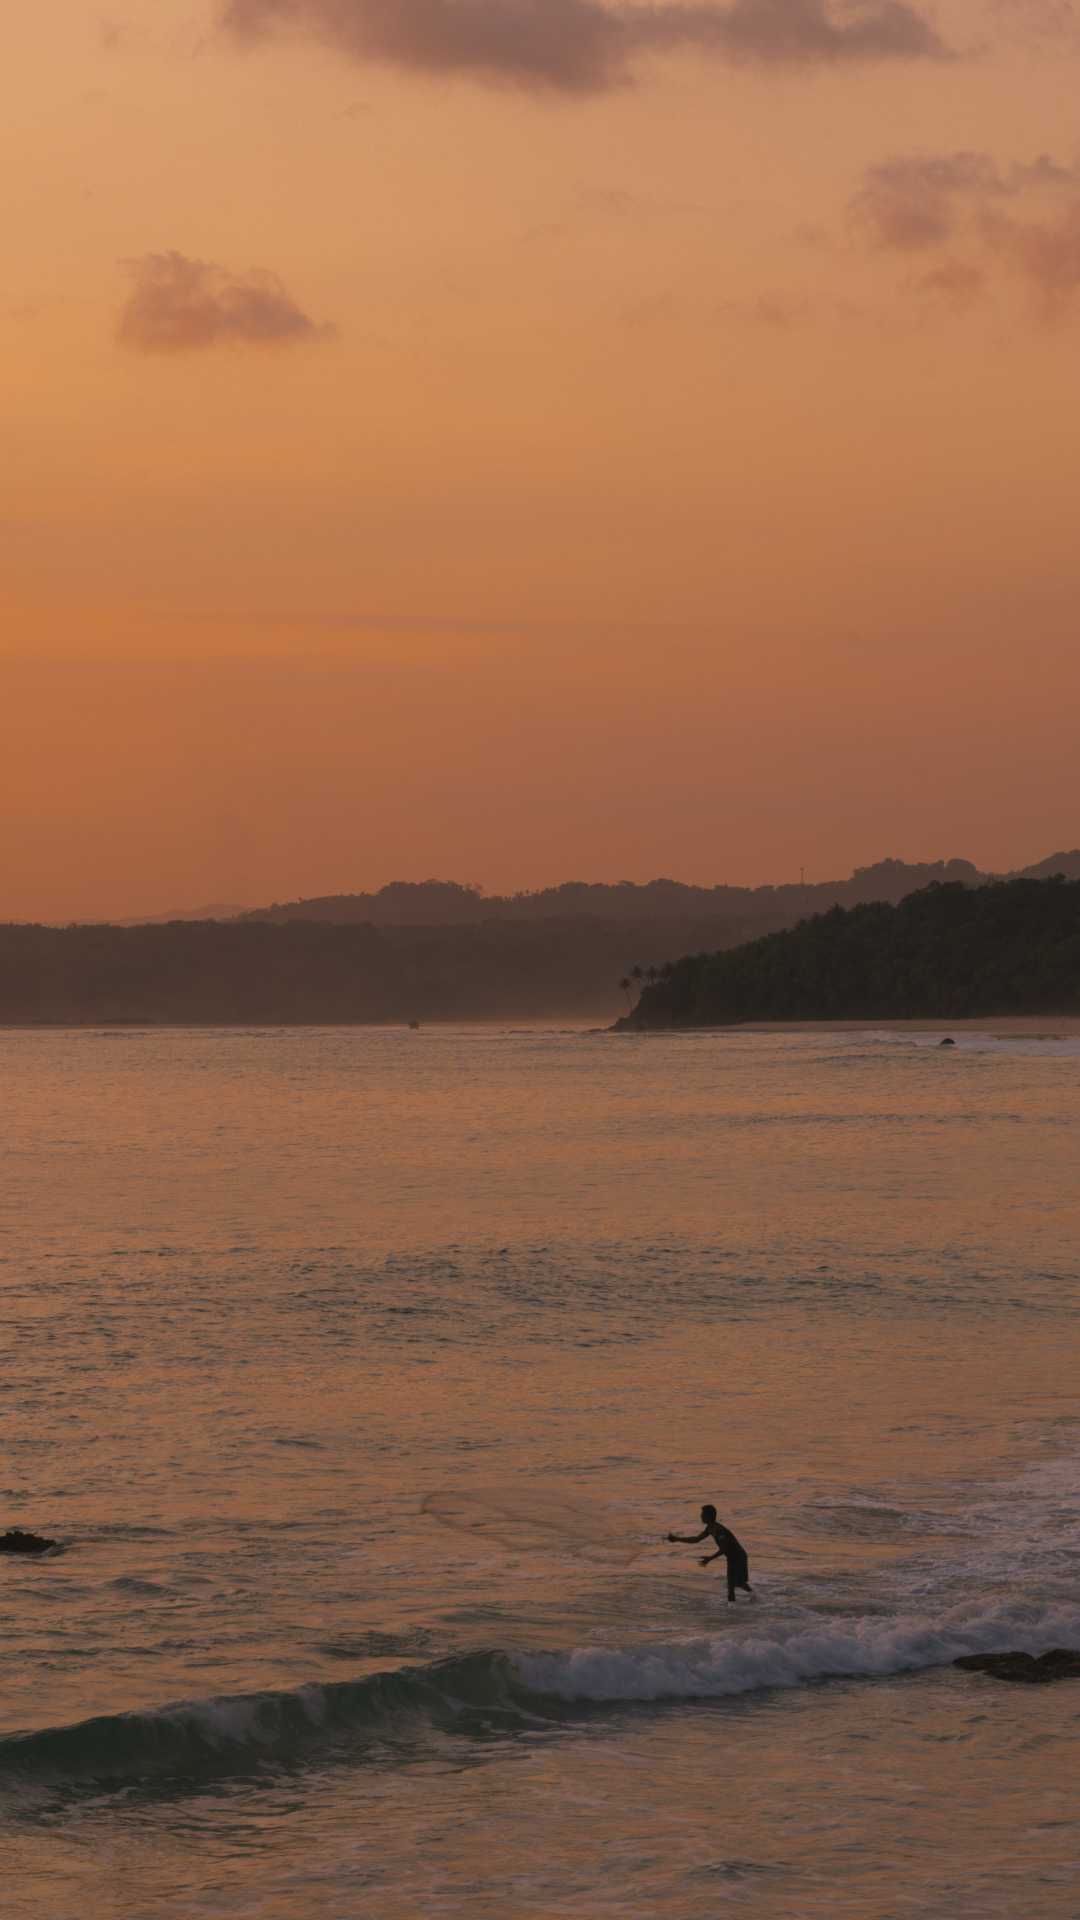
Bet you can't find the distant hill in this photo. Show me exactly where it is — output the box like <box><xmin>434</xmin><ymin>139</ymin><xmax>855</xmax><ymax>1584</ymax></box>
<box><xmin>618</xmin><ymin>878</ymin><xmax>1080</xmax><ymax>1029</ymax></box>
<box><xmin>237</xmin><ymin>852</ymin><xmax>1079</xmax><ymax>930</ymax></box>
<box><xmin>237</xmin><ymin>859</ymin><xmax>985</xmax><ymax>929</ymax></box>
<box><xmin>0</xmin><ymin>914</ymin><xmax>771</xmax><ymax>1025</ymax></box>
<box><xmin>1010</xmin><ymin>850</ymin><xmax>1080</xmax><ymax>883</ymax></box>
<box><xmin>94</xmin><ymin>851</ymin><xmax>1079</xmax><ymax>931</ymax></box>
<box><xmin>110</xmin><ymin>904</ymin><xmax>246</xmax><ymax>927</ymax></box>
<box><xmin>4</xmin><ymin>852</ymin><xmax>1076</xmax><ymax>1026</ymax></box>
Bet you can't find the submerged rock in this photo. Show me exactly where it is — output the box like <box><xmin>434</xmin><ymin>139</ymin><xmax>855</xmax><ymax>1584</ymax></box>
<box><xmin>954</xmin><ymin>1649</ymin><xmax>1080</xmax><ymax>1684</ymax></box>
<box><xmin>0</xmin><ymin>1528</ymin><xmax>57</xmax><ymax>1556</ymax></box>
<box><xmin>939</xmin><ymin>1037</ymin><xmax>956</xmax><ymax>1046</ymax></box>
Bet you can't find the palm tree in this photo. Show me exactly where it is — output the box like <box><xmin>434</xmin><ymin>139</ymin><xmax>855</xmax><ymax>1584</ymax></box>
<box><xmin>619</xmin><ymin>975</ymin><xmax>633</xmax><ymax>1009</ymax></box>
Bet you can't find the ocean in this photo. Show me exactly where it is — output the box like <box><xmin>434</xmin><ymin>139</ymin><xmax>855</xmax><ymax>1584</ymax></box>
<box><xmin>2</xmin><ymin>1023</ymin><xmax>1078</xmax><ymax>1918</ymax></box>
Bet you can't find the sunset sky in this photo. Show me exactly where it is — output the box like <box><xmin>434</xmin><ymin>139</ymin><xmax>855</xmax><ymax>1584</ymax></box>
<box><xmin>4</xmin><ymin>0</ymin><xmax>1079</xmax><ymax>919</ymax></box>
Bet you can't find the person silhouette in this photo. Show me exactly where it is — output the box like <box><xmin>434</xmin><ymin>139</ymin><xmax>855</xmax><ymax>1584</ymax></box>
<box><xmin>666</xmin><ymin>1504</ymin><xmax>754</xmax><ymax>1602</ymax></box>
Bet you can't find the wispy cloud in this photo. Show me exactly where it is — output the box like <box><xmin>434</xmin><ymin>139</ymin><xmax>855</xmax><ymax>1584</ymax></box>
<box><xmin>852</xmin><ymin>153</ymin><xmax>1009</xmax><ymax>252</ymax></box>
<box><xmin>118</xmin><ymin>252</ymin><xmax>334</xmax><ymax>353</ymax></box>
<box><xmin>641</xmin><ymin>0</ymin><xmax>947</xmax><ymax>68</ymax></box>
<box><xmin>223</xmin><ymin>0</ymin><xmax>624</xmax><ymax>89</ymax></box>
<box><xmin>852</xmin><ymin>151</ymin><xmax>1080</xmax><ymax>250</ymax></box>
<box><xmin>986</xmin><ymin>0</ymin><xmax>1080</xmax><ymax>48</ymax></box>
<box><xmin>912</xmin><ymin>257</ymin><xmax>986</xmax><ymax>306</ymax></box>
<box><xmin>984</xmin><ymin>199</ymin><xmax>1080</xmax><ymax>318</ymax></box>
<box><xmin>851</xmin><ymin>150</ymin><xmax>1080</xmax><ymax>317</ymax></box>
<box><xmin>221</xmin><ymin>0</ymin><xmax>948</xmax><ymax>92</ymax></box>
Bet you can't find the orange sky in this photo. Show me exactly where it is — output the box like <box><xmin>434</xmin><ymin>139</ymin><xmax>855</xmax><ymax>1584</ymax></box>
<box><xmin>4</xmin><ymin>0</ymin><xmax>1080</xmax><ymax>919</ymax></box>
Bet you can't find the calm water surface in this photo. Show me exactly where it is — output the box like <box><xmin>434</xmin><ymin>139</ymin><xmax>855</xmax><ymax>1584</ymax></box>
<box><xmin>2</xmin><ymin>1024</ymin><xmax>1078</xmax><ymax>1917</ymax></box>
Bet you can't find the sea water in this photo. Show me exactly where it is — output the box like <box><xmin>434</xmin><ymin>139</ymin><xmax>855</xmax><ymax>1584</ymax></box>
<box><xmin>1</xmin><ymin>1023</ymin><xmax>1078</xmax><ymax>1918</ymax></box>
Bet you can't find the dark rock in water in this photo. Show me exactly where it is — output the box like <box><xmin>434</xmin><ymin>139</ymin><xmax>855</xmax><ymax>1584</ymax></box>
<box><xmin>939</xmin><ymin>1037</ymin><xmax>956</xmax><ymax>1046</ymax></box>
<box><xmin>954</xmin><ymin>1649</ymin><xmax>1080</xmax><ymax>1684</ymax></box>
<box><xmin>0</xmin><ymin>1528</ymin><xmax>57</xmax><ymax>1556</ymax></box>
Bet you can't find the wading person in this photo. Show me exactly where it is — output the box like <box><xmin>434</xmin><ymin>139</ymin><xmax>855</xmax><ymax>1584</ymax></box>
<box><xmin>667</xmin><ymin>1504</ymin><xmax>754</xmax><ymax>1602</ymax></box>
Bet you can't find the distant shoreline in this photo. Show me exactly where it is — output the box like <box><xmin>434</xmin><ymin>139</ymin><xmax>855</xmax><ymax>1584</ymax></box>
<box><xmin>616</xmin><ymin>1014</ymin><xmax>1080</xmax><ymax>1035</ymax></box>
<box><xmin>4</xmin><ymin>1014</ymin><xmax>1080</xmax><ymax>1037</ymax></box>
<box><xmin>0</xmin><ymin>1018</ymin><xmax>608</xmax><ymax>1033</ymax></box>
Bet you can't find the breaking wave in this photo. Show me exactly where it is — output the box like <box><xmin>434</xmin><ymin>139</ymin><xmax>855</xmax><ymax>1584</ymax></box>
<box><xmin>518</xmin><ymin>1600</ymin><xmax>1080</xmax><ymax>1701</ymax></box>
<box><xmin>3</xmin><ymin>1602</ymin><xmax>1078</xmax><ymax>1801</ymax></box>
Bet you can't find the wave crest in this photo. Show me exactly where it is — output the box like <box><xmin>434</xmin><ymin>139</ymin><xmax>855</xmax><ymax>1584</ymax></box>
<box><xmin>4</xmin><ymin>1603</ymin><xmax>1078</xmax><ymax>1800</ymax></box>
<box><xmin>519</xmin><ymin>1602</ymin><xmax>1080</xmax><ymax>1702</ymax></box>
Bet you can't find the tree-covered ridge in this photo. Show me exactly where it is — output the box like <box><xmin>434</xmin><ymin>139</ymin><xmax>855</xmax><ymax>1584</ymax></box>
<box><xmin>4</xmin><ymin>869</ymin><xmax>1079</xmax><ymax>1028</ymax></box>
<box><xmin>618</xmin><ymin>879</ymin><xmax>1080</xmax><ymax>1028</ymax></box>
<box><xmin>0</xmin><ymin>912</ymin><xmax>765</xmax><ymax>1025</ymax></box>
<box><xmin>237</xmin><ymin>852</ymin><xmax>1080</xmax><ymax>928</ymax></box>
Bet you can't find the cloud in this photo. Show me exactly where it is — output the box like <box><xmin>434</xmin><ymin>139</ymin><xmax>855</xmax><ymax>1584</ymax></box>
<box><xmin>984</xmin><ymin>200</ymin><xmax>1080</xmax><ymax>317</ymax></box>
<box><xmin>221</xmin><ymin>0</ymin><xmax>948</xmax><ymax>91</ymax></box>
<box><xmin>986</xmin><ymin>0</ymin><xmax>1080</xmax><ymax>46</ymax></box>
<box><xmin>850</xmin><ymin>149</ymin><xmax>1080</xmax><ymax>317</ymax></box>
<box><xmin>118</xmin><ymin>252</ymin><xmax>334</xmax><ymax>353</ymax></box>
<box><xmin>912</xmin><ymin>257</ymin><xmax>986</xmax><ymax>306</ymax></box>
<box><xmin>851</xmin><ymin>152</ymin><xmax>1005</xmax><ymax>250</ymax></box>
<box><xmin>641</xmin><ymin>0</ymin><xmax>946</xmax><ymax>67</ymax></box>
<box><xmin>223</xmin><ymin>0</ymin><xmax>625</xmax><ymax>87</ymax></box>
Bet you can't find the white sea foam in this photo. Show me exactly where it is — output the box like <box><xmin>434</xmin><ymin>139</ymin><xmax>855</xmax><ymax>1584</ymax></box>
<box><xmin>515</xmin><ymin>1602</ymin><xmax>1080</xmax><ymax>1704</ymax></box>
<box><xmin>867</xmin><ymin>1028</ymin><xmax>1080</xmax><ymax>1056</ymax></box>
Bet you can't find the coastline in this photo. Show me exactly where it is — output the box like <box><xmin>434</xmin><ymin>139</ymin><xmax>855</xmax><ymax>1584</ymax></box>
<box><xmin>615</xmin><ymin>1014</ymin><xmax>1080</xmax><ymax>1036</ymax></box>
<box><xmin>4</xmin><ymin>1014</ymin><xmax>1080</xmax><ymax>1036</ymax></box>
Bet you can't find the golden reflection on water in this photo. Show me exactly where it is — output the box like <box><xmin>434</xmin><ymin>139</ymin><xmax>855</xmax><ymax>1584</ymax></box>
<box><xmin>2</xmin><ymin>1025</ymin><xmax>1079</xmax><ymax>1918</ymax></box>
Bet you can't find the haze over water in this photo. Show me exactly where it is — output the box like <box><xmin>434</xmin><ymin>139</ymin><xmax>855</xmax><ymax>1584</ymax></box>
<box><xmin>3</xmin><ymin>1023</ymin><xmax>1079</xmax><ymax>1917</ymax></box>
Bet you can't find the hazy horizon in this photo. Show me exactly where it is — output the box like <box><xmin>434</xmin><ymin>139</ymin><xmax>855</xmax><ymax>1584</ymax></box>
<box><xmin>6</xmin><ymin>632</ymin><xmax>1078</xmax><ymax>918</ymax></box>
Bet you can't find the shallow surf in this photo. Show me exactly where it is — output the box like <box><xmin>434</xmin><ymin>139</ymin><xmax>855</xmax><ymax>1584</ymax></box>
<box><xmin>3</xmin><ymin>1024</ymin><xmax>1079</xmax><ymax>1916</ymax></box>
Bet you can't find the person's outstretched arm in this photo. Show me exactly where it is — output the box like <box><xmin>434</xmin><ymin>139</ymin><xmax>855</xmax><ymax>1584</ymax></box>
<box><xmin>667</xmin><ymin>1529</ymin><xmax>708</xmax><ymax>1543</ymax></box>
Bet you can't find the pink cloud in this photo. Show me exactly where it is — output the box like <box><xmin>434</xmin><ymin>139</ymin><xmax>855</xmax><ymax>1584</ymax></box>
<box><xmin>118</xmin><ymin>252</ymin><xmax>335</xmax><ymax>353</ymax></box>
<box><xmin>852</xmin><ymin>149</ymin><xmax>1080</xmax><ymax>318</ymax></box>
<box><xmin>222</xmin><ymin>0</ymin><xmax>948</xmax><ymax>91</ymax></box>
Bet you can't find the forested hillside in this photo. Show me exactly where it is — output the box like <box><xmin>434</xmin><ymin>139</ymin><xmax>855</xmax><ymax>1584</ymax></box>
<box><xmin>619</xmin><ymin>880</ymin><xmax>1080</xmax><ymax>1028</ymax></box>
<box><xmin>6</xmin><ymin>864</ymin><xmax>1079</xmax><ymax>1027</ymax></box>
<box><xmin>0</xmin><ymin>914</ymin><xmax>758</xmax><ymax>1025</ymax></box>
